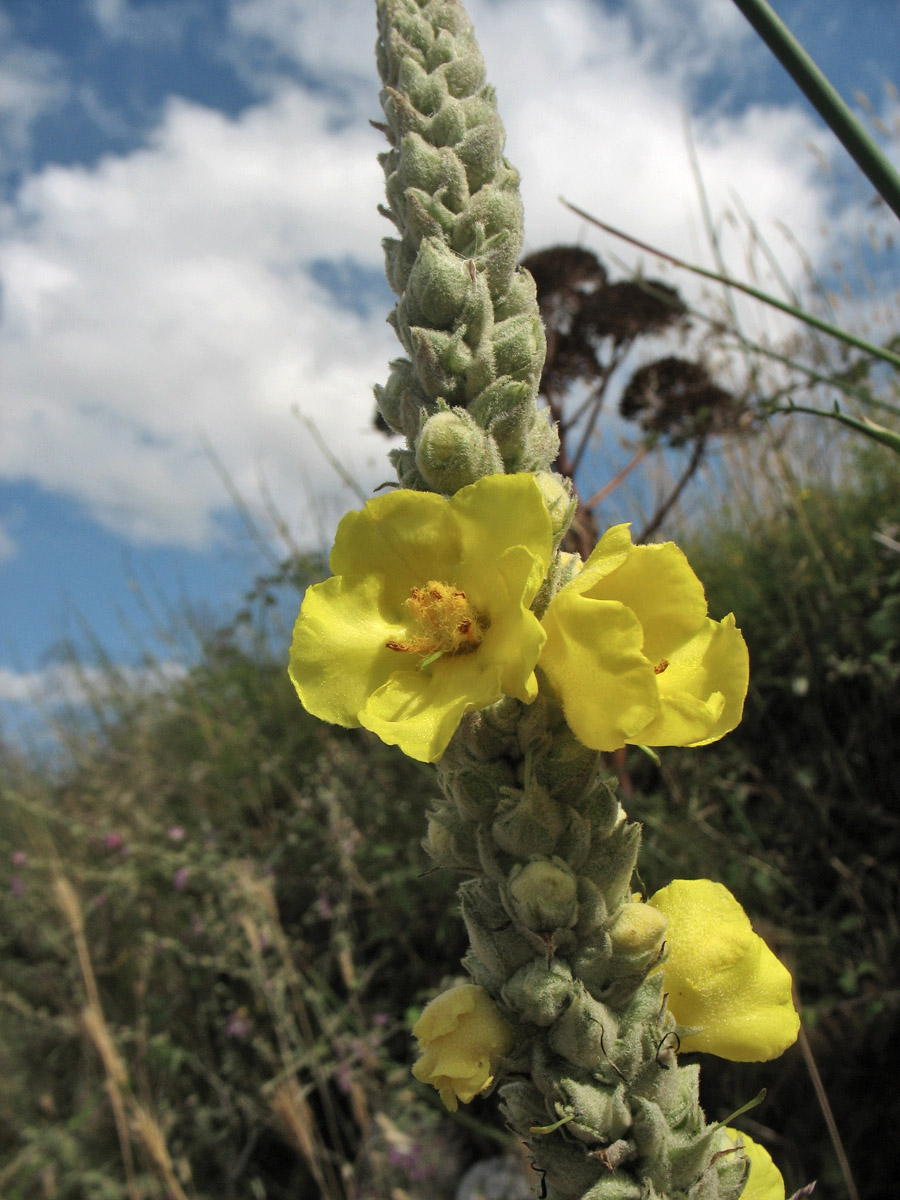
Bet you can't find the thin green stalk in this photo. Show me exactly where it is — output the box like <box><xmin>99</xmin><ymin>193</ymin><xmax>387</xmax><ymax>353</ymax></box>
<box><xmin>561</xmin><ymin>199</ymin><xmax>900</xmax><ymax>372</ymax></box>
<box><xmin>771</xmin><ymin>401</ymin><xmax>900</xmax><ymax>454</ymax></box>
<box><xmin>728</xmin><ymin>0</ymin><xmax>900</xmax><ymax>223</ymax></box>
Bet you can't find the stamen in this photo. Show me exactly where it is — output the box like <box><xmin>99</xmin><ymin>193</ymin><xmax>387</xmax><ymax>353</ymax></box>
<box><xmin>386</xmin><ymin>579</ymin><xmax>489</xmax><ymax>665</ymax></box>
<box><xmin>654</xmin><ymin>659</ymin><xmax>669</xmax><ymax>675</ymax></box>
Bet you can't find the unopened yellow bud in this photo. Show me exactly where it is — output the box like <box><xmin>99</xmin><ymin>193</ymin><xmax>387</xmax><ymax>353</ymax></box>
<box><xmin>608</xmin><ymin>896</ymin><xmax>667</xmax><ymax>956</ymax></box>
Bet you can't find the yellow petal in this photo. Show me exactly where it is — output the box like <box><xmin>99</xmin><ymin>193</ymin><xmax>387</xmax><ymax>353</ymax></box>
<box><xmin>651</xmin><ymin>879</ymin><xmax>800</xmax><ymax>1062</ymax></box>
<box><xmin>540</xmin><ymin>526</ymin><xmax>749</xmax><ymax>750</ymax></box>
<box><xmin>725</xmin><ymin>1130</ymin><xmax>786</xmax><ymax>1200</ymax></box>
<box><xmin>288</xmin><ymin>573</ymin><xmax>404</xmax><ymax>727</ymax></box>
<box><xmin>639</xmin><ymin>613</ymin><xmax>749</xmax><ymax>746</ymax></box>
<box><xmin>541</xmin><ymin>588</ymin><xmax>658</xmax><ymax>750</ymax></box>
<box><xmin>578</xmin><ymin>540</ymin><xmax>709</xmax><ymax>664</ymax></box>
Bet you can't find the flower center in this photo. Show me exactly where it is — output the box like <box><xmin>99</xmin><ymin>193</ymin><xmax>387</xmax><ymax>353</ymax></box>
<box><xmin>386</xmin><ymin>580</ymin><xmax>489</xmax><ymax>666</ymax></box>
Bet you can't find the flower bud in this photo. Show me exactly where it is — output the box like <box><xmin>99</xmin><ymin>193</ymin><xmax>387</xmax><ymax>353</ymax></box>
<box><xmin>492</xmin><ymin>312</ymin><xmax>546</xmax><ymax>381</ymax></box>
<box><xmin>415</xmin><ymin>407</ymin><xmax>503</xmax><ymax>493</ymax></box>
<box><xmin>533</xmin><ymin>472</ymin><xmax>576</xmax><ymax>545</ymax></box>
<box><xmin>406</xmin><ymin>235</ymin><xmax>473</xmax><ymax>327</ymax></box>
<box><xmin>412</xmin><ymin>984</ymin><xmax>514</xmax><ymax>1111</ymax></box>
<box><xmin>492</xmin><ymin>782</ymin><xmax>564</xmax><ymax>858</ymax></box>
<box><xmin>548</xmin><ymin>984</ymin><xmax>618</xmax><ymax>1073</ymax></box>
<box><xmin>507</xmin><ymin>858</ymin><xmax>578</xmax><ymax>933</ymax></box>
<box><xmin>608</xmin><ymin>895</ymin><xmax>667</xmax><ymax>966</ymax></box>
<box><xmin>502</xmin><ymin>958</ymin><xmax>574</xmax><ymax>1026</ymax></box>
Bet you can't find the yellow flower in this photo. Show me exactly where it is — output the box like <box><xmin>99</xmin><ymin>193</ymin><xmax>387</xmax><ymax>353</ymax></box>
<box><xmin>288</xmin><ymin>473</ymin><xmax>552</xmax><ymax>763</ymax></box>
<box><xmin>539</xmin><ymin>525</ymin><xmax>748</xmax><ymax>751</ymax></box>
<box><xmin>725</xmin><ymin>1129</ymin><xmax>786</xmax><ymax>1200</ymax></box>
<box><xmin>412</xmin><ymin>984</ymin><xmax>514</xmax><ymax>1111</ymax></box>
<box><xmin>650</xmin><ymin>879</ymin><xmax>800</xmax><ymax>1062</ymax></box>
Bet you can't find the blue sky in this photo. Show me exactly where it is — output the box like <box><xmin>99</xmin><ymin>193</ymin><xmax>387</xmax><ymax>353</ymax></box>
<box><xmin>1</xmin><ymin>0</ymin><xmax>898</xmax><ymax>744</ymax></box>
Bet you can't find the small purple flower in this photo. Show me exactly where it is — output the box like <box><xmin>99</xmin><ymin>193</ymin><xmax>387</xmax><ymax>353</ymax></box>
<box><xmin>11</xmin><ymin>850</ymin><xmax>27</xmax><ymax>867</ymax></box>
<box><xmin>167</xmin><ymin>825</ymin><xmax>185</xmax><ymax>842</ymax></box>
<box><xmin>105</xmin><ymin>832</ymin><xmax>124</xmax><ymax>851</ymax></box>
<box><xmin>173</xmin><ymin>867</ymin><xmax>190</xmax><ymax>892</ymax></box>
<box><xmin>225</xmin><ymin>1010</ymin><xmax>251</xmax><ymax>1039</ymax></box>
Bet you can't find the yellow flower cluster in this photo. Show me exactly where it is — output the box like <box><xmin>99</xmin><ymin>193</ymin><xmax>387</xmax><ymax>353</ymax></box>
<box><xmin>289</xmin><ymin>474</ymin><xmax>749</xmax><ymax>762</ymax></box>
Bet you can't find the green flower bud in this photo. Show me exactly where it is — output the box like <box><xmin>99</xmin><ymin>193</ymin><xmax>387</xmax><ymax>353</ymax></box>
<box><xmin>426</xmin><ymin>96</ymin><xmax>467</xmax><ymax>147</ymax></box>
<box><xmin>405</xmin><ymin>186</ymin><xmax>456</xmax><ymax>241</ymax></box>
<box><xmin>499</xmin><ymin>1080</ymin><xmax>550</xmax><ymax>1131</ymax></box>
<box><xmin>586</xmin><ymin>818</ymin><xmax>642</xmax><ymax>908</ymax></box>
<box><xmin>423</xmin><ymin>805</ymin><xmax>478</xmax><ymax>869</ymax></box>
<box><xmin>534</xmin><ymin>472</ymin><xmax>576</xmax><ymax>545</ymax></box>
<box><xmin>582</xmin><ymin>1174</ymin><xmax>642</xmax><ymax>1200</ymax></box>
<box><xmin>548</xmin><ymin>985</ymin><xmax>619</xmax><ymax>1073</ymax></box>
<box><xmin>442</xmin><ymin>756</ymin><xmax>515</xmax><ymax>823</ymax></box>
<box><xmin>398</xmin><ymin>53</ymin><xmax>445</xmax><ymax>117</ymax></box>
<box><xmin>374</xmin><ymin>357</ymin><xmax>421</xmax><ymax>434</ymax></box>
<box><xmin>434</xmin><ymin>43</ymin><xmax>486</xmax><ymax>99</ymax></box>
<box><xmin>608</xmin><ymin>896</ymin><xmax>668</xmax><ymax>968</ymax></box>
<box><xmin>555</xmin><ymin>1076</ymin><xmax>632</xmax><ymax>1145</ymax></box>
<box><xmin>415</xmin><ymin>407</ymin><xmax>503</xmax><ymax>492</ymax></box>
<box><xmin>494</xmin><ymin>265</ymin><xmax>540</xmax><ymax>320</ymax></box>
<box><xmin>460</xmin><ymin>878</ymin><xmax>534</xmax><ymax>980</ymax></box>
<box><xmin>409</xmin><ymin>325</ymin><xmax>471</xmax><ymax>400</ymax></box>
<box><xmin>492</xmin><ymin>782</ymin><xmax>565</xmax><ymax>858</ymax></box>
<box><xmin>456</xmin><ymin>110</ymin><xmax>506</xmax><ymax>191</ymax></box>
<box><xmin>502</xmin><ymin>958</ymin><xmax>574</xmax><ymax>1026</ymax></box>
<box><xmin>406</xmin><ymin>236</ymin><xmax>473</xmax><ymax>326</ymax></box>
<box><xmin>382</xmin><ymin>236</ymin><xmax>418</xmax><ymax>296</ymax></box>
<box><xmin>399</xmin><ymin>133</ymin><xmax>470</xmax><ymax>212</ymax></box>
<box><xmin>518</xmin><ymin>409</ymin><xmax>560</xmax><ymax>472</ymax></box>
<box><xmin>507</xmin><ymin>858</ymin><xmax>578</xmax><ymax>933</ymax></box>
<box><xmin>492</xmin><ymin>312</ymin><xmax>546</xmax><ymax>381</ymax></box>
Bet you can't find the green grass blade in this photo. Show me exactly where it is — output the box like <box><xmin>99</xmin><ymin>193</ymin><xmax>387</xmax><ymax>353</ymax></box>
<box><xmin>561</xmin><ymin>200</ymin><xmax>900</xmax><ymax>372</ymax></box>
<box><xmin>729</xmin><ymin>0</ymin><xmax>900</xmax><ymax>223</ymax></box>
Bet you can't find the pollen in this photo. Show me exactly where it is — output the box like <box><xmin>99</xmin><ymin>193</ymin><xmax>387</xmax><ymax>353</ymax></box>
<box><xmin>654</xmin><ymin>659</ymin><xmax>669</xmax><ymax>675</ymax></box>
<box><xmin>386</xmin><ymin>580</ymin><xmax>489</xmax><ymax>663</ymax></box>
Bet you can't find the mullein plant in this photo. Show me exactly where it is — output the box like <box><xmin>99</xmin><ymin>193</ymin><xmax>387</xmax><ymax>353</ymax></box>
<box><xmin>289</xmin><ymin>2</ymin><xmax>800</xmax><ymax>1197</ymax></box>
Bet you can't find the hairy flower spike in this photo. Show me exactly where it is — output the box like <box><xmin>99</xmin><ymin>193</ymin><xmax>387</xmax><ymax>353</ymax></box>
<box><xmin>374</xmin><ymin>0</ymin><xmax>562</xmax><ymax>499</ymax></box>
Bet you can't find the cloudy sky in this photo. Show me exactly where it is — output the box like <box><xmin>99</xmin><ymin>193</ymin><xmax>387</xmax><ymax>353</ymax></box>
<box><xmin>1</xmin><ymin>0</ymin><xmax>898</xmax><ymax>736</ymax></box>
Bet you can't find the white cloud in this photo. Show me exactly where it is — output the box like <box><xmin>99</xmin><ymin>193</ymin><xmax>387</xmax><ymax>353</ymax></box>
<box><xmin>0</xmin><ymin>0</ymin><xmax>853</xmax><ymax>558</ymax></box>
<box><xmin>0</xmin><ymin>659</ymin><xmax>188</xmax><ymax>706</ymax></box>
<box><xmin>0</xmin><ymin>13</ymin><xmax>67</xmax><ymax>169</ymax></box>
<box><xmin>1</xmin><ymin>84</ymin><xmax>396</xmax><ymax>549</ymax></box>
